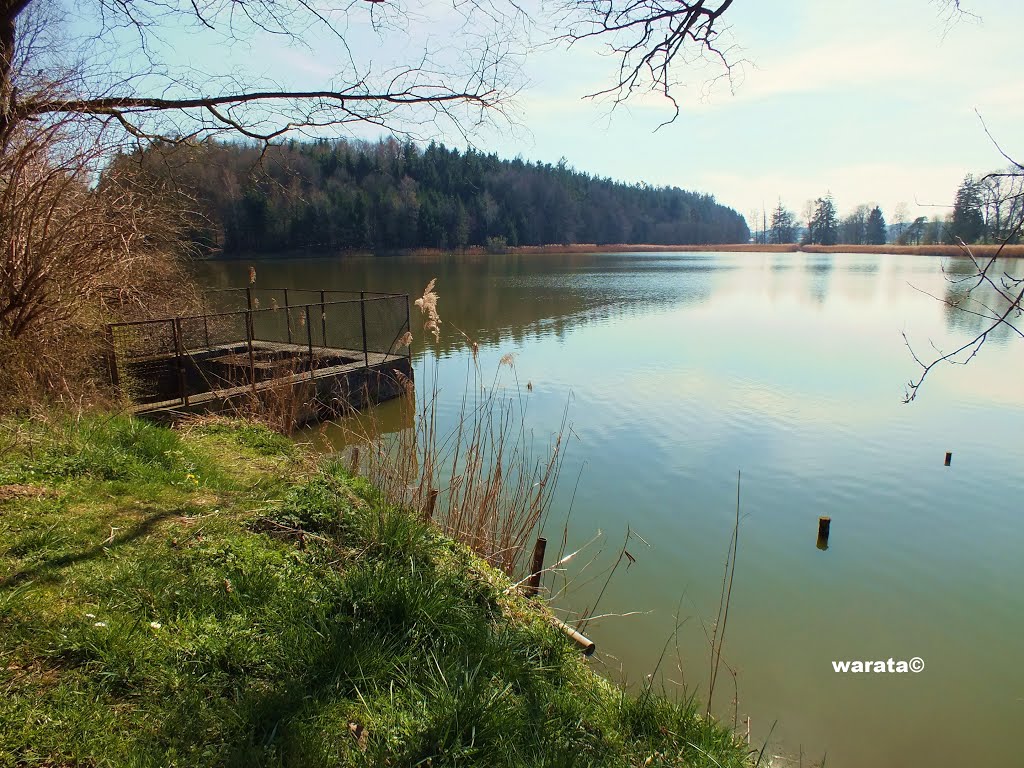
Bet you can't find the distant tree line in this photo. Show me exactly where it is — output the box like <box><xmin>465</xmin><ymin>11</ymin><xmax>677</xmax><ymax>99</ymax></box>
<box><xmin>749</xmin><ymin>169</ymin><xmax>1024</xmax><ymax>247</ymax></box>
<box><xmin>115</xmin><ymin>139</ymin><xmax>749</xmax><ymax>254</ymax></box>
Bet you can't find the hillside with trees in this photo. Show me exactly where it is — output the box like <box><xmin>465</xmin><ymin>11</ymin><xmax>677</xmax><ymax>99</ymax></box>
<box><xmin>116</xmin><ymin>139</ymin><xmax>750</xmax><ymax>255</ymax></box>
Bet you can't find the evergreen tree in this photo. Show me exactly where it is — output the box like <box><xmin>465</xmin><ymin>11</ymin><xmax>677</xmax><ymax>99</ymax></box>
<box><xmin>949</xmin><ymin>175</ymin><xmax>985</xmax><ymax>243</ymax></box>
<box><xmin>865</xmin><ymin>206</ymin><xmax>887</xmax><ymax>245</ymax></box>
<box><xmin>809</xmin><ymin>196</ymin><xmax>839</xmax><ymax>245</ymax></box>
<box><xmin>769</xmin><ymin>199</ymin><xmax>796</xmax><ymax>244</ymax></box>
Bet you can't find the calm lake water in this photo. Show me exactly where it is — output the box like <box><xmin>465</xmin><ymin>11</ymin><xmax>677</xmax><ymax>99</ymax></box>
<box><xmin>199</xmin><ymin>251</ymin><xmax>1024</xmax><ymax>768</ymax></box>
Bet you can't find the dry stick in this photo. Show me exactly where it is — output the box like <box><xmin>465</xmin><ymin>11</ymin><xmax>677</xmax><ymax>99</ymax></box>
<box><xmin>707</xmin><ymin>469</ymin><xmax>741</xmax><ymax>718</ymax></box>
<box><xmin>577</xmin><ymin>526</ymin><xmax>633</xmax><ymax>635</ymax></box>
<box><xmin>754</xmin><ymin>719</ymin><xmax>778</xmax><ymax>768</ymax></box>
<box><xmin>423</xmin><ymin>487</ymin><xmax>438</xmax><ymax>522</ymax></box>
<box><xmin>640</xmin><ymin>606</ymin><xmax>692</xmax><ymax>711</ymax></box>
<box><xmin>349</xmin><ymin>445</ymin><xmax>360</xmax><ymax>477</ymax></box>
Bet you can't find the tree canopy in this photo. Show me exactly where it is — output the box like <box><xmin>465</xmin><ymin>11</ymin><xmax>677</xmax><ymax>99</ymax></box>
<box><xmin>123</xmin><ymin>138</ymin><xmax>750</xmax><ymax>253</ymax></box>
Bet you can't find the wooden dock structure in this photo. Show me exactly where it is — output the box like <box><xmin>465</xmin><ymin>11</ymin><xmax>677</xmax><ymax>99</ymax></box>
<box><xmin>106</xmin><ymin>289</ymin><xmax>413</xmax><ymax>425</ymax></box>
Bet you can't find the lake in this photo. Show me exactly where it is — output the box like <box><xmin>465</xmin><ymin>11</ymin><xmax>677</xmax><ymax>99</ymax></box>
<box><xmin>198</xmin><ymin>250</ymin><xmax>1024</xmax><ymax>768</ymax></box>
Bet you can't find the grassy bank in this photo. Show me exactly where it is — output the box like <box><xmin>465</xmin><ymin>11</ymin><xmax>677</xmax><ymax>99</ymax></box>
<box><xmin>0</xmin><ymin>415</ymin><xmax>751</xmax><ymax>767</ymax></box>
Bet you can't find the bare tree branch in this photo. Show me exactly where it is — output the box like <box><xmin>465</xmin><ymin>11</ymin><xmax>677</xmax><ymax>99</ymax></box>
<box><xmin>554</xmin><ymin>0</ymin><xmax>741</xmax><ymax>122</ymax></box>
<box><xmin>903</xmin><ymin>229</ymin><xmax>1024</xmax><ymax>402</ymax></box>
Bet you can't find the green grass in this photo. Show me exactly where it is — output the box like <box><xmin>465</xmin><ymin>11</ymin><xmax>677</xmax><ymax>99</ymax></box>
<box><xmin>0</xmin><ymin>415</ymin><xmax>752</xmax><ymax>767</ymax></box>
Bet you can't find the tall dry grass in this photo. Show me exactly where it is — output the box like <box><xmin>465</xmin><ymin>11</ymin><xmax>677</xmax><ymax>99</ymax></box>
<box><xmin>340</xmin><ymin>279</ymin><xmax>567</xmax><ymax>577</ymax></box>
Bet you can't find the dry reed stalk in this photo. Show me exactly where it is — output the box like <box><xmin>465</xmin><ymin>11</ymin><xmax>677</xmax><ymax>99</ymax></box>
<box><xmin>217</xmin><ymin>355</ymin><xmax>322</xmax><ymax>436</ymax></box>
<box><xmin>338</xmin><ymin>278</ymin><xmax>568</xmax><ymax>577</ymax></box>
<box><xmin>706</xmin><ymin>470</ymin><xmax>741</xmax><ymax>718</ymax></box>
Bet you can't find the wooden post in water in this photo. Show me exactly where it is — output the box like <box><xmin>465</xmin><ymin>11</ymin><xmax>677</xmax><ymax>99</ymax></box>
<box><xmin>348</xmin><ymin>445</ymin><xmax>360</xmax><ymax>477</ymax></box>
<box><xmin>525</xmin><ymin>537</ymin><xmax>547</xmax><ymax>598</ymax></box>
<box><xmin>817</xmin><ymin>516</ymin><xmax>831</xmax><ymax>550</ymax></box>
<box><xmin>944</xmin><ymin>451</ymin><xmax>952</xmax><ymax>467</ymax></box>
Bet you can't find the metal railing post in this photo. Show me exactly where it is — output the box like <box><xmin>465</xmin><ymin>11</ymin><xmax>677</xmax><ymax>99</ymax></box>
<box><xmin>284</xmin><ymin>288</ymin><xmax>292</xmax><ymax>344</ymax></box>
<box><xmin>305</xmin><ymin>305</ymin><xmax>315</xmax><ymax>381</ymax></box>
<box><xmin>404</xmin><ymin>294</ymin><xmax>411</xmax><ymax>360</ymax></box>
<box><xmin>360</xmin><ymin>291</ymin><xmax>369</xmax><ymax>370</ymax></box>
<box><xmin>246</xmin><ymin>286</ymin><xmax>253</xmax><ymax>311</ymax></box>
<box><xmin>104</xmin><ymin>324</ymin><xmax>120</xmax><ymax>389</ymax></box>
<box><xmin>172</xmin><ymin>318</ymin><xmax>188</xmax><ymax>406</ymax></box>
<box><xmin>203</xmin><ymin>315</ymin><xmax>210</xmax><ymax>350</ymax></box>
<box><xmin>245</xmin><ymin>310</ymin><xmax>257</xmax><ymax>394</ymax></box>
<box><xmin>320</xmin><ymin>290</ymin><xmax>327</xmax><ymax>348</ymax></box>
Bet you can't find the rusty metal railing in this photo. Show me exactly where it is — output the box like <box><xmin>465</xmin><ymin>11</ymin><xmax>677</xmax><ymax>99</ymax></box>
<box><xmin>106</xmin><ymin>291</ymin><xmax>411</xmax><ymax>408</ymax></box>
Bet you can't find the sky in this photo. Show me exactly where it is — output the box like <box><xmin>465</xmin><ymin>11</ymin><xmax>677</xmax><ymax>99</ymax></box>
<box><xmin>117</xmin><ymin>0</ymin><xmax>1024</xmax><ymax>228</ymax></box>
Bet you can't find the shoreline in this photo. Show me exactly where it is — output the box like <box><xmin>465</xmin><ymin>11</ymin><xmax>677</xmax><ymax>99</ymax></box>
<box><xmin>204</xmin><ymin>241</ymin><xmax>1024</xmax><ymax>260</ymax></box>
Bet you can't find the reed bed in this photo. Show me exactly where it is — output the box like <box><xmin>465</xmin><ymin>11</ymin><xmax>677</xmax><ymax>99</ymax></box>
<box><xmin>403</xmin><ymin>242</ymin><xmax>1024</xmax><ymax>258</ymax></box>
<box><xmin>340</xmin><ymin>279</ymin><xmax>566</xmax><ymax>578</ymax></box>
<box><xmin>800</xmin><ymin>243</ymin><xmax>1024</xmax><ymax>257</ymax></box>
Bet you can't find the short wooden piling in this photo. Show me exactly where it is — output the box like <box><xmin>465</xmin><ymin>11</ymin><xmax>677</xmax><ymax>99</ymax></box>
<box><xmin>944</xmin><ymin>451</ymin><xmax>952</xmax><ymax>467</ymax></box>
<box><xmin>817</xmin><ymin>516</ymin><xmax>831</xmax><ymax>550</ymax></box>
<box><xmin>423</xmin><ymin>488</ymin><xmax>439</xmax><ymax>522</ymax></box>
<box><xmin>525</xmin><ymin>536</ymin><xmax>547</xmax><ymax>598</ymax></box>
<box><xmin>348</xmin><ymin>446</ymin><xmax>360</xmax><ymax>477</ymax></box>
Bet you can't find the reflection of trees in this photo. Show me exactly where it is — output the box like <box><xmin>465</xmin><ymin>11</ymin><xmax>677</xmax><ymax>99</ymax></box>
<box><xmin>198</xmin><ymin>252</ymin><xmax>719</xmax><ymax>356</ymax></box>
<box><xmin>804</xmin><ymin>254</ymin><xmax>834</xmax><ymax>304</ymax></box>
<box><xmin>942</xmin><ymin>262</ymin><xmax>1021</xmax><ymax>343</ymax></box>
<box><xmin>905</xmin><ymin>253</ymin><xmax>1024</xmax><ymax>400</ymax></box>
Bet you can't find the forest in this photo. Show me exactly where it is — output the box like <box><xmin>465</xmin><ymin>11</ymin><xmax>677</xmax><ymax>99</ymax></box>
<box><xmin>115</xmin><ymin>138</ymin><xmax>751</xmax><ymax>254</ymax></box>
<box><xmin>753</xmin><ymin>172</ymin><xmax>1023</xmax><ymax>247</ymax></box>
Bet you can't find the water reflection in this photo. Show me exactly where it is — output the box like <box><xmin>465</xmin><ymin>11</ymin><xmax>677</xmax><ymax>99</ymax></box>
<box><xmin>937</xmin><ymin>257</ymin><xmax>1023</xmax><ymax>343</ymax></box>
<box><xmin>301</xmin><ymin>394</ymin><xmax>414</xmax><ymax>450</ymax></box>
<box><xmin>198</xmin><ymin>252</ymin><xmax>722</xmax><ymax>357</ymax></box>
<box><xmin>804</xmin><ymin>254</ymin><xmax>834</xmax><ymax>304</ymax></box>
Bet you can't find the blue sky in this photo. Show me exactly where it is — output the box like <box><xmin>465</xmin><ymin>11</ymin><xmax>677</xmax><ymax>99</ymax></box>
<box><xmin>145</xmin><ymin>0</ymin><xmax>1024</xmax><ymax>226</ymax></box>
